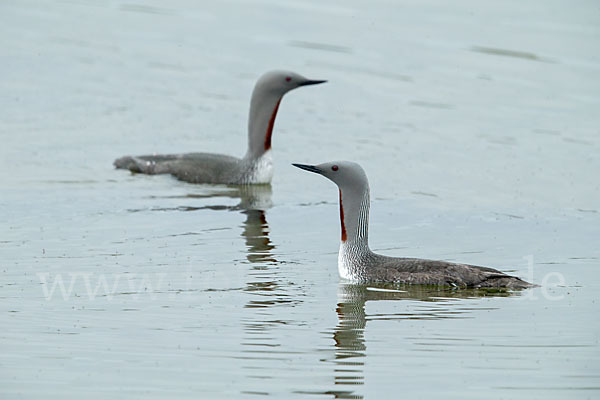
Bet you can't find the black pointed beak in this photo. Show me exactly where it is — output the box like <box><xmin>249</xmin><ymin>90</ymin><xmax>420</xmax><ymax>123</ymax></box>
<box><xmin>298</xmin><ymin>79</ymin><xmax>327</xmax><ymax>87</ymax></box>
<box><xmin>292</xmin><ymin>163</ymin><xmax>322</xmax><ymax>174</ymax></box>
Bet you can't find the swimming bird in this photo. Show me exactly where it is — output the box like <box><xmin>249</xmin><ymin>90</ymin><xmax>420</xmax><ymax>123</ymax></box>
<box><xmin>293</xmin><ymin>161</ymin><xmax>534</xmax><ymax>289</ymax></box>
<box><xmin>114</xmin><ymin>71</ymin><xmax>326</xmax><ymax>184</ymax></box>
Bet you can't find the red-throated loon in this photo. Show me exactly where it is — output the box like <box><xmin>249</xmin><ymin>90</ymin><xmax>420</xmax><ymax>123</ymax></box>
<box><xmin>114</xmin><ymin>71</ymin><xmax>326</xmax><ymax>184</ymax></box>
<box><xmin>293</xmin><ymin>161</ymin><xmax>534</xmax><ymax>289</ymax></box>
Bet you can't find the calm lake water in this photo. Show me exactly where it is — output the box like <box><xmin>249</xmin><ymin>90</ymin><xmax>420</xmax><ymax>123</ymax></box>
<box><xmin>1</xmin><ymin>0</ymin><xmax>599</xmax><ymax>398</ymax></box>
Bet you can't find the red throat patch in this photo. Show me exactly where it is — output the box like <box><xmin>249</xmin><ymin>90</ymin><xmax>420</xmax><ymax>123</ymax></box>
<box><xmin>339</xmin><ymin>189</ymin><xmax>347</xmax><ymax>242</ymax></box>
<box><xmin>264</xmin><ymin>99</ymin><xmax>281</xmax><ymax>151</ymax></box>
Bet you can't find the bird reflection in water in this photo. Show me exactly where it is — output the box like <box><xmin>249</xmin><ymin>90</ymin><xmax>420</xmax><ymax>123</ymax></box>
<box><xmin>241</xmin><ymin>208</ymin><xmax>276</xmax><ymax>264</ymax></box>
<box><xmin>184</xmin><ymin>184</ymin><xmax>277</xmax><ymax>263</ymax></box>
<box><xmin>161</xmin><ymin>183</ymin><xmax>299</xmax><ymax>390</ymax></box>
<box><xmin>325</xmin><ymin>283</ymin><xmax>516</xmax><ymax>399</ymax></box>
<box><xmin>187</xmin><ymin>184</ymin><xmax>277</xmax><ymax>264</ymax></box>
<box><xmin>133</xmin><ymin>183</ymin><xmax>277</xmax><ymax>273</ymax></box>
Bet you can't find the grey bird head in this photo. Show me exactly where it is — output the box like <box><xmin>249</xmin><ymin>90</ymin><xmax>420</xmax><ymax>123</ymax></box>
<box><xmin>293</xmin><ymin>161</ymin><xmax>371</xmax><ymax>245</ymax></box>
<box><xmin>292</xmin><ymin>161</ymin><xmax>369</xmax><ymax>191</ymax></box>
<box><xmin>246</xmin><ymin>71</ymin><xmax>326</xmax><ymax>159</ymax></box>
<box><xmin>256</xmin><ymin>70</ymin><xmax>327</xmax><ymax>96</ymax></box>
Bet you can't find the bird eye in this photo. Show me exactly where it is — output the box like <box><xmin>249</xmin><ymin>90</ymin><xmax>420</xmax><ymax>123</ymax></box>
<box><xmin>332</xmin><ymin>165</ymin><xmax>339</xmax><ymax>171</ymax></box>
<box><xmin>285</xmin><ymin>76</ymin><xmax>291</xmax><ymax>82</ymax></box>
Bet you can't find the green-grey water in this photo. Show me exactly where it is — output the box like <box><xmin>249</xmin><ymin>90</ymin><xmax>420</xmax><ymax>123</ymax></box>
<box><xmin>1</xmin><ymin>0</ymin><xmax>599</xmax><ymax>398</ymax></box>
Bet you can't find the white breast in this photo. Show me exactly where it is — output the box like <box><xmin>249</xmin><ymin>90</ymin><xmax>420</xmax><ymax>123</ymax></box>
<box><xmin>246</xmin><ymin>151</ymin><xmax>273</xmax><ymax>184</ymax></box>
<box><xmin>338</xmin><ymin>243</ymin><xmax>355</xmax><ymax>280</ymax></box>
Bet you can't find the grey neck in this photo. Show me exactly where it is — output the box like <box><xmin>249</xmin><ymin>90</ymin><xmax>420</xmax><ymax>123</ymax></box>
<box><xmin>244</xmin><ymin>86</ymin><xmax>283</xmax><ymax>160</ymax></box>
<box><xmin>340</xmin><ymin>185</ymin><xmax>371</xmax><ymax>253</ymax></box>
<box><xmin>337</xmin><ymin>184</ymin><xmax>373</xmax><ymax>280</ymax></box>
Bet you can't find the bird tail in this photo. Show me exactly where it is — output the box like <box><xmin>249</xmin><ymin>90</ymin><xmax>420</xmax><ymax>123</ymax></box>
<box><xmin>114</xmin><ymin>156</ymin><xmax>144</xmax><ymax>172</ymax></box>
<box><xmin>479</xmin><ymin>275</ymin><xmax>538</xmax><ymax>289</ymax></box>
